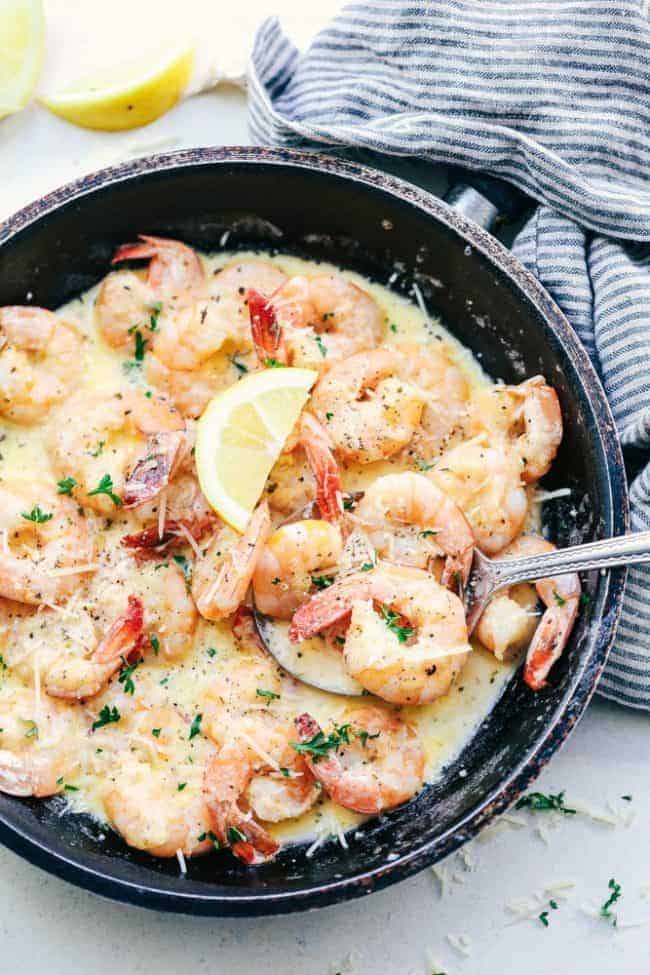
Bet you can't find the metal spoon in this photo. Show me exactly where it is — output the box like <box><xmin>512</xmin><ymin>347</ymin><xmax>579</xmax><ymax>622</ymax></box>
<box><xmin>254</xmin><ymin>530</ymin><xmax>650</xmax><ymax>696</ymax></box>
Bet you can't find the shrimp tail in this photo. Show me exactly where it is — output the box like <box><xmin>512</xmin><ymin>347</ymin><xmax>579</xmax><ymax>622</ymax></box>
<box><xmin>111</xmin><ymin>239</ymin><xmax>160</xmax><ymax>265</ymax></box>
<box><xmin>299</xmin><ymin>413</ymin><xmax>343</xmax><ymax>522</ymax></box>
<box><xmin>206</xmin><ymin>796</ymin><xmax>279</xmax><ymax>866</ymax></box>
<box><xmin>121</xmin><ymin>516</ymin><xmax>216</xmax><ymax>560</ymax></box>
<box><xmin>248</xmin><ymin>288</ymin><xmax>287</xmax><ymax>365</ymax></box>
<box><xmin>523</xmin><ymin>602</ymin><xmax>579</xmax><ymax>691</ymax></box>
<box><xmin>111</xmin><ymin>235</ymin><xmax>204</xmax><ymax>293</ymax></box>
<box><xmin>123</xmin><ymin>431</ymin><xmax>189</xmax><ymax>508</ymax></box>
<box><xmin>93</xmin><ymin>595</ymin><xmax>145</xmax><ymax>665</ymax></box>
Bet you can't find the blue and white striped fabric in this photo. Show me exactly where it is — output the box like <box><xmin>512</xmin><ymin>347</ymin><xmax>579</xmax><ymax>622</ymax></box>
<box><xmin>248</xmin><ymin>1</ymin><xmax>650</xmax><ymax>709</ymax></box>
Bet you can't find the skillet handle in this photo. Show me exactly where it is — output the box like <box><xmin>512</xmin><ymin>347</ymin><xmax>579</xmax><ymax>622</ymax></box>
<box><xmin>444</xmin><ymin>170</ymin><xmax>530</xmax><ymax>233</ymax></box>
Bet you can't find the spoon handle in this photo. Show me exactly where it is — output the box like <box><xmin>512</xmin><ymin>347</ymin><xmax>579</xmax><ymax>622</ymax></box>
<box><xmin>492</xmin><ymin>530</ymin><xmax>650</xmax><ymax>590</ymax></box>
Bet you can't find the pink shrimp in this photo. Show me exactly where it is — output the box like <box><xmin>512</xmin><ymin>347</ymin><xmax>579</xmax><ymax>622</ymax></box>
<box><xmin>111</xmin><ymin>234</ymin><xmax>205</xmax><ymax>297</ymax></box>
<box><xmin>299</xmin><ymin>412</ymin><xmax>343</xmax><ymax>522</ymax></box>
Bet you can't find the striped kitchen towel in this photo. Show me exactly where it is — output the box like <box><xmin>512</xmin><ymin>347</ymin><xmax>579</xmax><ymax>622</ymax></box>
<box><xmin>248</xmin><ymin>1</ymin><xmax>650</xmax><ymax>709</ymax></box>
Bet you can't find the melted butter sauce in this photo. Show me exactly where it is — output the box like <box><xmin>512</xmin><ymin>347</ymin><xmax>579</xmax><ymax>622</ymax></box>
<box><xmin>0</xmin><ymin>250</ymin><xmax>522</xmax><ymax>852</ymax></box>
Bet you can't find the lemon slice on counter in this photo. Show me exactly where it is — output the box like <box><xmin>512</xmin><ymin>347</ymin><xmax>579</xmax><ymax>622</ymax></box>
<box><xmin>196</xmin><ymin>367</ymin><xmax>318</xmax><ymax>532</ymax></box>
<box><xmin>0</xmin><ymin>0</ymin><xmax>44</xmax><ymax>119</ymax></box>
<box><xmin>39</xmin><ymin>41</ymin><xmax>194</xmax><ymax>131</ymax></box>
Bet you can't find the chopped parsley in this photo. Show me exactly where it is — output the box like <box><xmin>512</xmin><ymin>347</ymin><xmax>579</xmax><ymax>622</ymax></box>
<box><xmin>600</xmin><ymin>877</ymin><xmax>622</xmax><ymax>926</ymax></box>
<box><xmin>360</xmin><ymin>562</ymin><xmax>375</xmax><ymax>572</ymax></box>
<box><xmin>23</xmin><ymin>720</ymin><xmax>38</xmax><ymax>739</ymax></box>
<box><xmin>389</xmin><ymin>322</ymin><xmax>398</xmax><ymax>333</ymax></box>
<box><xmin>325</xmin><ymin>411</ymin><xmax>333</xmax><ymax>421</ymax></box>
<box><xmin>515</xmin><ymin>790</ymin><xmax>576</xmax><ymax>815</ymax></box>
<box><xmin>56</xmin><ymin>476</ymin><xmax>77</xmax><ymax>496</ymax></box>
<box><xmin>343</xmin><ymin>497</ymin><xmax>354</xmax><ymax>511</ymax></box>
<box><xmin>177</xmin><ymin>782</ymin><xmax>187</xmax><ymax>792</ymax></box>
<box><xmin>149</xmin><ymin>301</ymin><xmax>162</xmax><ymax>330</ymax></box>
<box><xmin>90</xmin><ymin>440</ymin><xmax>105</xmax><ymax>457</ymax></box>
<box><xmin>118</xmin><ymin>656</ymin><xmax>139</xmax><ymax>695</ymax></box>
<box><xmin>256</xmin><ymin>688</ymin><xmax>281</xmax><ymax>702</ymax></box>
<box><xmin>92</xmin><ymin>705</ymin><xmax>120</xmax><ymax>731</ymax></box>
<box><xmin>134</xmin><ymin>329</ymin><xmax>148</xmax><ymax>361</ymax></box>
<box><xmin>553</xmin><ymin>590</ymin><xmax>567</xmax><ymax>607</ymax></box>
<box><xmin>539</xmin><ymin>899</ymin><xmax>559</xmax><ymax>927</ymax></box>
<box><xmin>227</xmin><ymin>826</ymin><xmax>246</xmax><ymax>845</ymax></box>
<box><xmin>21</xmin><ymin>505</ymin><xmax>52</xmax><ymax>524</ymax></box>
<box><xmin>150</xmin><ymin>633</ymin><xmax>160</xmax><ymax>656</ymax></box>
<box><xmin>263</xmin><ymin>357</ymin><xmax>284</xmax><ymax>368</ymax></box>
<box><xmin>322</xmin><ymin>312</ymin><xmax>335</xmax><ymax>321</ymax></box>
<box><xmin>231</xmin><ymin>357</ymin><xmax>248</xmax><ymax>375</ymax></box>
<box><xmin>198</xmin><ymin>829</ymin><xmax>220</xmax><ymax>850</ymax></box>
<box><xmin>64</xmin><ymin>784</ymin><xmax>79</xmax><ymax>793</ymax></box>
<box><xmin>314</xmin><ymin>334</ymin><xmax>327</xmax><ymax>357</ymax></box>
<box><xmin>88</xmin><ymin>473</ymin><xmax>122</xmax><ymax>506</ymax></box>
<box><xmin>380</xmin><ymin>604</ymin><xmax>415</xmax><ymax>644</ymax></box>
<box><xmin>279</xmin><ymin>767</ymin><xmax>290</xmax><ymax>778</ymax></box>
<box><xmin>291</xmin><ymin>723</ymin><xmax>351</xmax><ymax>761</ymax></box>
<box><xmin>621</xmin><ymin>794</ymin><xmax>632</xmax><ymax>801</ymax></box>
<box><xmin>188</xmin><ymin>713</ymin><xmax>203</xmax><ymax>740</ymax></box>
<box><xmin>311</xmin><ymin>574</ymin><xmax>335</xmax><ymax>590</ymax></box>
<box><xmin>173</xmin><ymin>553</ymin><xmax>191</xmax><ymax>581</ymax></box>
<box><xmin>151</xmin><ymin>728</ymin><xmax>162</xmax><ymax>738</ymax></box>
<box><xmin>207</xmin><ymin>647</ymin><xmax>217</xmax><ymax>658</ymax></box>
<box><xmin>419</xmin><ymin>529</ymin><xmax>438</xmax><ymax>538</ymax></box>
<box><xmin>356</xmin><ymin>729</ymin><xmax>381</xmax><ymax>747</ymax></box>
<box><xmin>415</xmin><ymin>458</ymin><xmax>435</xmax><ymax>472</ymax></box>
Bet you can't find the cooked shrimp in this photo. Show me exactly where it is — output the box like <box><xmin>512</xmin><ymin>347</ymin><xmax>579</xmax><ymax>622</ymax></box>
<box><xmin>290</xmin><ymin>562</ymin><xmax>470</xmax><ymax>705</ymax></box>
<box><xmin>145</xmin><ymin>350</ymin><xmax>234</xmax><ymax>419</ymax></box>
<box><xmin>48</xmin><ymin>388</ymin><xmax>184</xmax><ymax>515</ymax></box>
<box><xmin>468</xmin><ymin>377</ymin><xmax>562</xmax><ymax>483</ymax></box>
<box><xmin>294</xmin><ymin>706</ymin><xmax>424</xmax><ymax>815</ymax></box>
<box><xmin>253</xmin><ymin>519</ymin><xmax>344</xmax><ymax>619</ymax></box>
<box><xmin>94</xmin><ymin>270</ymin><xmax>156</xmax><ymax>350</ymax></box>
<box><xmin>192</xmin><ymin>502</ymin><xmax>271</xmax><ymax>621</ymax></box>
<box><xmin>111</xmin><ymin>234</ymin><xmax>205</xmax><ymax>297</ymax></box>
<box><xmin>201</xmin><ymin>651</ymin><xmax>283</xmax><ymax>745</ymax></box>
<box><xmin>429</xmin><ymin>435</ymin><xmax>528</xmax><ymax>554</ymax></box>
<box><xmin>396</xmin><ymin>342</ymin><xmax>470</xmax><ymax>460</ymax></box>
<box><xmin>0</xmin><ymin>684</ymin><xmax>86</xmax><ymax>797</ymax></box>
<box><xmin>0</xmin><ymin>307</ymin><xmax>82</xmax><ymax>424</ymax></box>
<box><xmin>122</xmin><ymin>429</ymin><xmax>192</xmax><ymax>509</ymax></box>
<box><xmin>102</xmin><ymin>706</ymin><xmax>216</xmax><ymax>858</ymax></box>
<box><xmin>203</xmin><ymin>712</ymin><xmax>319</xmax><ymax>865</ymax></box>
<box><xmin>354</xmin><ymin>471</ymin><xmax>474</xmax><ymax>587</ymax></box>
<box><xmin>478</xmin><ymin>535</ymin><xmax>581</xmax><ymax>691</ymax></box>
<box><xmin>309</xmin><ymin>348</ymin><xmax>425</xmax><ymax>464</ymax></box>
<box><xmin>7</xmin><ymin>560</ymin><xmax>196</xmax><ymax>699</ymax></box>
<box><xmin>0</xmin><ymin>480</ymin><xmax>96</xmax><ymax>605</ymax></box>
<box><xmin>122</xmin><ymin>470</ymin><xmax>217</xmax><ymax>559</ymax></box>
<box><xmin>298</xmin><ymin>412</ymin><xmax>343</xmax><ymax>522</ymax></box>
<box><xmin>249</xmin><ymin>273</ymin><xmax>385</xmax><ymax>369</ymax></box>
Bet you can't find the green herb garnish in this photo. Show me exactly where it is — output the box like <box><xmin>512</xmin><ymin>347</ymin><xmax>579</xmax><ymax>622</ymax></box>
<box><xmin>21</xmin><ymin>505</ymin><xmax>52</xmax><ymax>524</ymax></box>
<box><xmin>553</xmin><ymin>590</ymin><xmax>566</xmax><ymax>607</ymax></box>
<box><xmin>90</xmin><ymin>440</ymin><xmax>105</xmax><ymax>457</ymax></box>
<box><xmin>291</xmin><ymin>723</ymin><xmax>351</xmax><ymax>761</ymax></box>
<box><xmin>600</xmin><ymin>878</ymin><xmax>622</xmax><ymax>926</ymax></box>
<box><xmin>56</xmin><ymin>477</ymin><xmax>77</xmax><ymax>496</ymax></box>
<box><xmin>88</xmin><ymin>473</ymin><xmax>122</xmax><ymax>506</ymax></box>
<box><xmin>188</xmin><ymin>713</ymin><xmax>203</xmax><ymax>740</ymax></box>
<box><xmin>311</xmin><ymin>575</ymin><xmax>335</xmax><ymax>590</ymax></box>
<box><xmin>92</xmin><ymin>705</ymin><xmax>120</xmax><ymax>731</ymax></box>
<box><xmin>232</xmin><ymin>358</ymin><xmax>248</xmax><ymax>375</ymax></box>
<box><xmin>151</xmin><ymin>728</ymin><xmax>162</xmax><ymax>738</ymax></box>
<box><xmin>263</xmin><ymin>357</ymin><xmax>284</xmax><ymax>368</ymax></box>
<box><xmin>256</xmin><ymin>688</ymin><xmax>281</xmax><ymax>702</ymax></box>
<box><xmin>150</xmin><ymin>634</ymin><xmax>160</xmax><ymax>656</ymax></box>
<box><xmin>380</xmin><ymin>604</ymin><xmax>415</xmax><ymax>644</ymax></box>
<box><xmin>415</xmin><ymin>458</ymin><xmax>435</xmax><ymax>472</ymax></box>
<box><xmin>118</xmin><ymin>656</ymin><xmax>139</xmax><ymax>695</ymax></box>
<box><xmin>515</xmin><ymin>790</ymin><xmax>576</xmax><ymax>815</ymax></box>
<box><xmin>177</xmin><ymin>782</ymin><xmax>187</xmax><ymax>792</ymax></box>
<box><xmin>227</xmin><ymin>826</ymin><xmax>246</xmax><ymax>845</ymax></box>
<box><xmin>134</xmin><ymin>329</ymin><xmax>148</xmax><ymax>361</ymax></box>
<box><xmin>314</xmin><ymin>334</ymin><xmax>327</xmax><ymax>357</ymax></box>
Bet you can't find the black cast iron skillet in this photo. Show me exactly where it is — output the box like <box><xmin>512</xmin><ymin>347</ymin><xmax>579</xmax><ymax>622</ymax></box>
<box><xmin>0</xmin><ymin>147</ymin><xmax>628</xmax><ymax>915</ymax></box>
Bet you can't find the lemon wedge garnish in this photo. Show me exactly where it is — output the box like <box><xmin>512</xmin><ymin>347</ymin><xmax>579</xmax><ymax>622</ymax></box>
<box><xmin>40</xmin><ymin>41</ymin><xmax>194</xmax><ymax>131</ymax></box>
<box><xmin>0</xmin><ymin>0</ymin><xmax>44</xmax><ymax>119</ymax></box>
<box><xmin>196</xmin><ymin>367</ymin><xmax>318</xmax><ymax>532</ymax></box>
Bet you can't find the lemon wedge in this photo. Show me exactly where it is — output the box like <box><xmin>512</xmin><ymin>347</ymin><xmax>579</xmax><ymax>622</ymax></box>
<box><xmin>196</xmin><ymin>367</ymin><xmax>318</xmax><ymax>532</ymax></box>
<box><xmin>40</xmin><ymin>41</ymin><xmax>194</xmax><ymax>131</ymax></box>
<box><xmin>0</xmin><ymin>0</ymin><xmax>44</xmax><ymax>119</ymax></box>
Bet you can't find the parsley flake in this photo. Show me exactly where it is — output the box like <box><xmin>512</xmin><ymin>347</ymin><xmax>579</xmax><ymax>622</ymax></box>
<box><xmin>256</xmin><ymin>688</ymin><xmax>281</xmax><ymax>702</ymax></box>
<box><xmin>134</xmin><ymin>329</ymin><xmax>148</xmax><ymax>361</ymax></box>
<box><xmin>263</xmin><ymin>357</ymin><xmax>284</xmax><ymax>368</ymax></box>
<box><xmin>600</xmin><ymin>877</ymin><xmax>622</xmax><ymax>926</ymax></box>
<box><xmin>88</xmin><ymin>473</ymin><xmax>122</xmax><ymax>506</ymax></box>
<box><xmin>188</xmin><ymin>713</ymin><xmax>203</xmax><ymax>740</ymax></box>
<box><xmin>21</xmin><ymin>505</ymin><xmax>52</xmax><ymax>524</ymax></box>
<box><xmin>415</xmin><ymin>458</ymin><xmax>435</xmax><ymax>472</ymax></box>
<box><xmin>56</xmin><ymin>477</ymin><xmax>77</xmax><ymax>496</ymax></box>
<box><xmin>515</xmin><ymin>790</ymin><xmax>576</xmax><ymax>815</ymax></box>
<box><xmin>380</xmin><ymin>604</ymin><xmax>415</xmax><ymax>644</ymax></box>
<box><xmin>177</xmin><ymin>782</ymin><xmax>187</xmax><ymax>792</ymax></box>
<box><xmin>118</xmin><ymin>656</ymin><xmax>139</xmax><ymax>695</ymax></box>
<box><xmin>92</xmin><ymin>705</ymin><xmax>120</xmax><ymax>731</ymax></box>
<box><xmin>227</xmin><ymin>826</ymin><xmax>246</xmax><ymax>845</ymax></box>
<box><xmin>291</xmin><ymin>723</ymin><xmax>351</xmax><ymax>761</ymax></box>
<box><xmin>151</xmin><ymin>728</ymin><xmax>162</xmax><ymax>738</ymax></box>
<box><xmin>553</xmin><ymin>590</ymin><xmax>567</xmax><ymax>607</ymax></box>
<box><xmin>311</xmin><ymin>574</ymin><xmax>335</xmax><ymax>590</ymax></box>
<box><xmin>150</xmin><ymin>633</ymin><xmax>160</xmax><ymax>656</ymax></box>
<box><xmin>314</xmin><ymin>334</ymin><xmax>327</xmax><ymax>357</ymax></box>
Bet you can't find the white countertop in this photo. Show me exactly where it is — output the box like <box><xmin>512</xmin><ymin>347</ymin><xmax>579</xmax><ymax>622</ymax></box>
<box><xmin>2</xmin><ymin>12</ymin><xmax>649</xmax><ymax>973</ymax></box>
